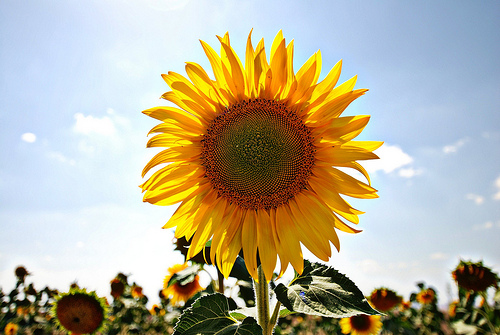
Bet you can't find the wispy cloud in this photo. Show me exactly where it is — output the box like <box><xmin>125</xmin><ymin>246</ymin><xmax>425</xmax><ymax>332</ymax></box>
<box><xmin>430</xmin><ymin>252</ymin><xmax>448</xmax><ymax>260</ymax></box>
<box><xmin>398</xmin><ymin>167</ymin><xmax>423</xmax><ymax>178</ymax></box>
<box><xmin>473</xmin><ymin>221</ymin><xmax>500</xmax><ymax>230</ymax></box>
<box><xmin>363</xmin><ymin>144</ymin><xmax>419</xmax><ymax>178</ymax></box>
<box><xmin>21</xmin><ymin>132</ymin><xmax>37</xmax><ymax>143</ymax></box>
<box><xmin>46</xmin><ymin>151</ymin><xmax>76</xmax><ymax>165</ymax></box>
<box><xmin>466</xmin><ymin>193</ymin><xmax>484</xmax><ymax>205</ymax></box>
<box><xmin>443</xmin><ymin>137</ymin><xmax>469</xmax><ymax>154</ymax></box>
<box><xmin>493</xmin><ymin>176</ymin><xmax>500</xmax><ymax>201</ymax></box>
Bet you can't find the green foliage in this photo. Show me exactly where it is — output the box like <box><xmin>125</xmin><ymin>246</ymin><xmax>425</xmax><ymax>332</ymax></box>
<box><xmin>2</xmin><ymin>259</ymin><xmax>500</xmax><ymax>334</ymax></box>
<box><xmin>173</xmin><ymin>293</ymin><xmax>262</xmax><ymax>335</ymax></box>
<box><xmin>274</xmin><ymin>260</ymin><xmax>379</xmax><ymax>318</ymax></box>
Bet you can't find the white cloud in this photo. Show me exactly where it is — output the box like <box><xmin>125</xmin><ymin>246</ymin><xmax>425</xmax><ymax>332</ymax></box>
<box><xmin>73</xmin><ymin>113</ymin><xmax>116</xmax><ymax>136</ymax></box>
<box><xmin>473</xmin><ymin>221</ymin><xmax>500</xmax><ymax>230</ymax></box>
<box><xmin>363</xmin><ymin>144</ymin><xmax>416</xmax><ymax>177</ymax></box>
<box><xmin>443</xmin><ymin>137</ymin><xmax>469</xmax><ymax>154</ymax></box>
<box><xmin>466</xmin><ymin>193</ymin><xmax>484</xmax><ymax>205</ymax></box>
<box><xmin>47</xmin><ymin>151</ymin><xmax>76</xmax><ymax>165</ymax></box>
<box><xmin>398</xmin><ymin>167</ymin><xmax>422</xmax><ymax>178</ymax></box>
<box><xmin>430</xmin><ymin>252</ymin><xmax>448</xmax><ymax>260</ymax></box>
<box><xmin>493</xmin><ymin>176</ymin><xmax>500</xmax><ymax>201</ymax></box>
<box><xmin>21</xmin><ymin>132</ymin><xmax>37</xmax><ymax>143</ymax></box>
<box><xmin>356</xmin><ymin>259</ymin><xmax>383</xmax><ymax>274</ymax></box>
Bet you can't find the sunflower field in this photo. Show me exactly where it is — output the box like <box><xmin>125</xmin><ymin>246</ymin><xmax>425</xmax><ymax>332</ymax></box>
<box><xmin>1</xmin><ymin>255</ymin><xmax>499</xmax><ymax>335</ymax></box>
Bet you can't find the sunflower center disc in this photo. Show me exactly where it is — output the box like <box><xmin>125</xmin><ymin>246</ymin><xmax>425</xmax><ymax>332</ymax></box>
<box><xmin>202</xmin><ymin>99</ymin><xmax>315</xmax><ymax>210</ymax></box>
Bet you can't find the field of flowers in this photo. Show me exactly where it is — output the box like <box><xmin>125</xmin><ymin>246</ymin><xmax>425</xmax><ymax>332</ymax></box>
<box><xmin>1</xmin><ymin>244</ymin><xmax>499</xmax><ymax>335</ymax></box>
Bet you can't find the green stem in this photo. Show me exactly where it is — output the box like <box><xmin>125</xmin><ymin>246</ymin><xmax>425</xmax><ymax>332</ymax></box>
<box><xmin>217</xmin><ymin>268</ymin><xmax>224</xmax><ymax>294</ymax></box>
<box><xmin>255</xmin><ymin>266</ymin><xmax>272</xmax><ymax>335</ymax></box>
<box><xmin>269</xmin><ymin>300</ymin><xmax>281</xmax><ymax>330</ymax></box>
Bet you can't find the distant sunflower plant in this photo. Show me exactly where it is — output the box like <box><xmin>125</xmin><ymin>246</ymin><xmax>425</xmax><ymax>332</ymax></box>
<box><xmin>141</xmin><ymin>30</ymin><xmax>381</xmax><ymax>335</ymax></box>
<box><xmin>52</xmin><ymin>288</ymin><xmax>108</xmax><ymax>335</ymax></box>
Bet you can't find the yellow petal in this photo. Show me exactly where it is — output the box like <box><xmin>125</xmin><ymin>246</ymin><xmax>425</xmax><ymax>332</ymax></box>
<box><xmin>269</xmin><ymin>31</ymin><xmax>287</xmax><ymax>97</ymax></box>
<box><xmin>142</xmin><ymin>106</ymin><xmax>204</xmax><ymax>129</ymax></box>
<box><xmin>306</xmin><ymin>89</ymin><xmax>368</xmax><ymax>125</ymax></box>
<box><xmin>142</xmin><ymin>147</ymin><xmax>200</xmax><ymax>177</ymax></box>
<box><xmin>241</xmin><ymin>210</ymin><xmax>259</xmax><ymax>279</ymax></box>
<box><xmin>161</xmin><ymin>91</ymin><xmax>214</xmax><ymax>123</ymax></box>
<box><xmin>162</xmin><ymin>72</ymin><xmax>215</xmax><ymax>114</ymax></box>
<box><xmin>281</xmin><ymin>40</ymin><xmax>297</xmax><ymax>101</ymax></box>
<box><xmin>293</xmin><ymin>191</ymin><xmax>340</xmax><ymax>252</ymax></box>
<box><xmin>276</xmin><ymin>205</ymin><xmax>303</xmax><ymax>275</ymax></box>
<box><xmin>141</xmin><ymin>163</ymin><xmax>201</xmax><ymax>191</ymax></box>
<box><xmin>185</xmin><ymin>62</ymin><xmax>227</xmax><ymax>107</ymax></box>
<box><xmin>308</xmin><ymin>175</ymin><xmax>362</xmax><ymax>216</ymax></box>
<box><xmin>315</xmin><ymin>145</ymin><xmax>379</xmax><ymax>165</ymax></box>
<box><xmin>256</xmin><ymin>209</ymin><xmax>277</xmax><ymax>281</ymax></box>
<box><xmin>217</xmin><ymin>37</ymin><xmax>246</xmax><ymax>99</ymax></box>
<box><xmin>146</xmin><ymin>133</ymin><xmax>195</xmax><ymax>149</ymax></box>
<box><xmin>163</xmin><ymin>185</ymin><xmax>211</xmax><ymax>229</ymax></box>
<box><xmin>288</xmin><ymin>198</ymin><xmax>331</xmax><ymax>261</ymax></box>
<box><xmin>314</xmin><ymin>115</ymin><xmax>371</xmax><ymax>145</ymax></box>
<box><xmin>244</xmin><ymin>30</ymin><xmax>256</xmax><ymax>98</ymax></box>
<box><xmin>310</xmin><ymin>59</ymin><xmax>342</xmax><ymax>102</ymax></box>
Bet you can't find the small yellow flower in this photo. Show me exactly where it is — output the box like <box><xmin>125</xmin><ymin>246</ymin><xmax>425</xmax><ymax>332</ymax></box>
<box><xmin>163</xmin><ymin>263</ymin><xmax>204</xmax><ymax>306</ymax></box>
<box><xmin>141</xmin><ymin>30</ymin><xmax>381</xmax><ymax>281</ymax></box>
<box><xmin>131</xmin><ymin>284</ymin><xmax>144</xmax><ymax>299</ymax></box>
<box><xmin>52</xmin><ymin>288</ymin><xmax>107</xmax><ymax>335</ymax></box>
<box><xmin>369</xmin><ymin>288</ymin><xmax>402</xmax><ymax>312</ymax></box>
<box><xmin>340</xmin><ymin>314</ymin><xmax>382</xmax><ymax>335</ymax></box>
<box><xmin>416</xmin><ymin>288</ymin><xmax>435</xmax><ymax>304</ymax></box>
<box><xmin>448</xmin><ymin>300</ymin><xmax>458</xmax><ymax>317</ymax></box>
<box><xmin>150</xmin><ymin>304</ymin><xmax>166</xmax><ymax>316</ymax></box>
<box><xmin>4</xmin><ymin>323</ymin><xmax>19</xmax><ymax>335</ymax></box>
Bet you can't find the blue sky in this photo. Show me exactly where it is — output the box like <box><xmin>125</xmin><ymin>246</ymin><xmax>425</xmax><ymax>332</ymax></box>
<box><xmin>1</xmin><ymin>0</ymin><xmax>499</xmax><ymax>306</ymax></box>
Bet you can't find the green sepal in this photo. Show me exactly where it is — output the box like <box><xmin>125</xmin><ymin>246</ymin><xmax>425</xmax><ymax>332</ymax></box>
<box><xmin>274</xmin><ymin>260</ymin><xmax>380</xmax><ymax>318</ymax></box>
<box><xmin>174</xmin><ymin>293</ymin><xmax>263</xmax><ymax>335</ymax></box>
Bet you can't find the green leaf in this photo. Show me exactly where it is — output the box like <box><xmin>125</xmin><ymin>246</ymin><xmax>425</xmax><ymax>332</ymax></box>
<box><xmin>167</xmin><ymin>264</ymin><xmax>201</xmax><ymax>287</ymax></box>
<box><xmin>274</xmin><ymin>260</ymin><xmax>380</xmax><ymax>318</ymax></box>
<box><xmin>174</xmin><ymin>293</ymin><xmax>263</xmax><ymax>335</ymax></box>
<box><xmin>278</xmin><ymin>308</ymin><xmax>295</xmax><ymax>318</ymax></box>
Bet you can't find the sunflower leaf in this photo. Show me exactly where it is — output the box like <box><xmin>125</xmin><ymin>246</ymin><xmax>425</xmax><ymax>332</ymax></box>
<box><xmin>173</xmin><ymin>293</ymin><xmax>263</xmax><ymax>335</ymax></box>
<box><xmin>274</xmin><ymin>260</ymin><xmax>380</xmax><ymax>318</ymax></box>
<box><xmin>167</xmin><ymin>264</ymin><xmax>201</xmax><ymax>288</ymax></box>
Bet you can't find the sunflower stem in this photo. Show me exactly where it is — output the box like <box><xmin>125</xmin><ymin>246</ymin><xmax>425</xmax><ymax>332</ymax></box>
<box><xmin>255</xmin><ymin>266</ymin><xmax>272</xmax><ymax>335</ymax></box>
<box><xmin>217</xmin><ymin>268</ymin><xmax>224</xmax><ymax>294</ymax></box>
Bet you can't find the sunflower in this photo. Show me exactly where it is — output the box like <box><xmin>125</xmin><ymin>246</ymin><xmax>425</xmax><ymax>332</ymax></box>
<box><xmin>339</xmin><ymin>314</ymin><xmax>382</xmax><ymax>335</ymax></box>
<box><xmin>141</xmin><ymin>30</ymin><xmax>381</xmax><ymax>281</ymax></box>
<box><xmin>369</xmin><ymin>287</ymin><xmax>402</xmax><ymax>312</ymax></box>
<box><xmin>4</xmin><ymin>323</ymin><xmax>19</xmax><ymax>335</ymax></box>
<box><xmin>52</xmin><ymin>288</ymin><xmax>107</xmax><ymax>335</ymax></box>
<box><xmin>110</xmin><ymin>278</ymin><xmax>125</xmax><ymax>299</ymax></box>
<box><xmin>416</xmin><ymin>288</ymin><xmax>436</xmax><ymax>305</ymax></box>
<box><xmin>162</xmin><ymin>263</ymin><xmax>204</xmax><ymax>306</ymax></box>
<box><xmin>131</xmin><ymin>284</ymin><xmax>144</xmax><ymax>299</ymax></box>
<box><xmin>452</xmin><ymin>260</ymin><xmax>498</xmax><ymax>292</ymax></box>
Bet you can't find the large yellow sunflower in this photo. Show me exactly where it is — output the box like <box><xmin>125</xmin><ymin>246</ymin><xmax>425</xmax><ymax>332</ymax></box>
<box><xmin>141</xmin><ymin>30</ymin><xmax>381</xmax><ymax>281</ymax></box>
